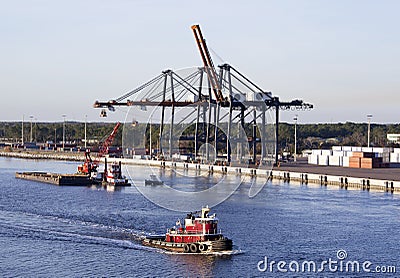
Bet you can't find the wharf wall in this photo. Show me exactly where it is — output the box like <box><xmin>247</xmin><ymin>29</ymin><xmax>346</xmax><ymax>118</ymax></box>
<box><xmin>2</xmin><ymin>150</ymin><xmax>399</xmax><ymax>194</ymax></box>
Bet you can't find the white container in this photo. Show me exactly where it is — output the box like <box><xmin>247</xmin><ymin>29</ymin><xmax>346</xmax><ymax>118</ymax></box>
<box><xmin>344</xmin><ymin>151</ymin><xmax>353</xmax><ymax>157</ymax></box>
<box><xmin>390</xmin><ymin>153</ymin><xmax>399</xmax><ymax>163</ymax></box>
<box><xmin>382</xmin><ymin>153</ymin><xmax>390</xmax><ymax>163</ymax></box>
<box><xmin>332</xmin><ymin>150</ymin><xmax>344</xmax><ymax>157</ymax></box>
<box><xmin>321</xmin><ymin>149</ymin><xmax>333</xmax><ymax>156</ymax></box>
<box><xmin>332</xmin><ymin>146</ymin><xmax>342</xmax><ymax>151</ymax></box>
<box><xmin>329</xmin><ymin>155</ymin><xmax>343</xmax><ymax>166</ymax></box>
<box><xmin>343</xmin><ymin>156</ymin><xmax>350</xmax><ymax>167</ymax></box>
<box><xmin>308</xmin><ymin>154</ymin><xmax>319</xmax><ymax>165</ymax></box>
<box><xmin>352</xmin><ymin>146</ymin><xmax>362</xmax><ymax>152</ymax></box>
<box><xmin>318</xmin><ymin>155</ymin><xmax>329</xmax><ymax>166</ymax></box>
<box><xmin>393</xmin><ymin>148</ymin><xmax>400</xmax><ymax>153</ymax></box>
<box><xmin>343</xmin><ymin>146</ymin><xmax>352</xmax><ymax>151</ymax></box>
<box><xmin>362</xmin><ymin>147</ymin><xmax>373</xmax><ymax>152</ymax></box>
<box><xmin>312</xmin><ymin>149</ymin><xmax>322</xmax><ymax>155</ymax></box>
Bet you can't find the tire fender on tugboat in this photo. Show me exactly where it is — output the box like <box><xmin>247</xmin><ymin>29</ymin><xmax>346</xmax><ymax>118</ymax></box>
<box><xmin>190</xmin><ymin>243</ymin><xmax>198</xmax><ymax>253</ymax></box>
<box><xmin>183</xmin><ymin>244</ymin><xmax>190</xmax><ymax>253</ymax></box>
<box><xmin>198</xmin><ymin>243</ymin><xmax>208</xmax><ymax>252</ymax></box>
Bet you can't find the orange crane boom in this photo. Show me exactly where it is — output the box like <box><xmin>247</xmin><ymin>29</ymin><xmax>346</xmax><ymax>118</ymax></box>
<box><xmin>191</xmin><ymin>24</ymin><xmax>224</xmax><ymax>103</ymax></box>
<box><xmin>77</xmin><ymin>122</ymin><xmax>121</xmax><ymax>174</ymax></box>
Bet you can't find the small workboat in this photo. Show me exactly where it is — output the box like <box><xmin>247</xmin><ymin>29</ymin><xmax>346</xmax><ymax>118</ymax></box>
<box><xmin>144</xmin><ymin>175</ymin><xmax>163</xmax><ymax>186</ymax></box>
<box><xmin>104</xmin><ymin>161</ymin><xmax>130</xmax><ymax>186</ymax></box>
<box><xmin>142</xmin><ymin>206</ymin><xmax>232</xmax><ymax>253</ymax></box>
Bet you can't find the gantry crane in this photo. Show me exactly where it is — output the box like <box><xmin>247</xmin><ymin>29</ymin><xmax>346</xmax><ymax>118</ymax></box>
<box><xmin>93</xmin><ymin>25</ymin><xmax>313</xmax><ymax>166</ymax></box>
<box><xmin>191</xmin><ymin>24</ymin><xmax>225</xmax><ymax>104</ymax></box>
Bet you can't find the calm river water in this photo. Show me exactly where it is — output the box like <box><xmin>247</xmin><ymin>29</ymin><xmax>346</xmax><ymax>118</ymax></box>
<box><xmin>0</xmin><ymin>157</ymin><xmax>398</xmax><ymax>277</ymax></box>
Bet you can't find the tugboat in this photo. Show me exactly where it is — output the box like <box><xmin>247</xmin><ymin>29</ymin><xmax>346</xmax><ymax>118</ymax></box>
<box><xmin>104</xmin><ymin>160</ymin><xmax>130</xmax><ymax>186</ymax></box>
<box><xmin>142</xmin><ymin>206</ymin><xmax>233</xmax><ymax>253</ymax></box>
<box><xmin>144</xmin><ymin>174</ymin><xmax>164</xmax><ymax>186</ymax></box>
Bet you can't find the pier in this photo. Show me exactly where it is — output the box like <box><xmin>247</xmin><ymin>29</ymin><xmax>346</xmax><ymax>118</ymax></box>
<box><xmin>4</xmin><ymin>150</ymin><xmax>400</xmax><ymax>193</ymax></box>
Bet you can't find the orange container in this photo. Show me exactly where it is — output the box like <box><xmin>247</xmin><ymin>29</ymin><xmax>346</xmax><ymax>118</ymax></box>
<box><xmin>349</xmin><ymin>157</ymin><xmax>361</xmax><ymax>168</ymax></box>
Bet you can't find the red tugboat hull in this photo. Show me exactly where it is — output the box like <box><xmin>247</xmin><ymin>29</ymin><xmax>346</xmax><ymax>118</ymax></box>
<box><xmin>142</xmin><ymin>206</ymin><xmax>233</xmax><ymax>253</ymax></box>
<box><xmin>142</xmin><ymin>237</ymin><xmax>232</xmax><ymax>253</ymax></box>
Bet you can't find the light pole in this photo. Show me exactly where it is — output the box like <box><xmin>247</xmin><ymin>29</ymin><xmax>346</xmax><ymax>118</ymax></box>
<box><xmin>29</xmin><ymin>115</ymin><xmax>33</xmax><ymax>142</ymax></box>
<box><xmin>294</xmin><ymin>115</ymin><xmax>298</xmax><ymax>162</ymax></box>
<box><xmin>62</xmin><ymin>115</ymin><xmax>66</xmax><ymax>150</ymax></box>
<box><xmin>22</xmin><ymin>115</ymin><xmax>24</xmax><ymax>145</ymax></box>
<box><xmin>84</xmin><ymin>115</ymin><xmax>87</xmax><ymax>149</ymax></box>
<box><xmin>149</xmin><ymin>117</ymin><xmax>152</xmax><ymax>157</ymax></box>
<box><xmin>34</xmin><ymin>118</ymin><xmax>37</xmax><ymax>142</ymax></box>
<box><xmin>367</xmin><ymin>114</ymin><xmax>372</xmax><ymax>147</ymax></box>
<box><xmin>54</xmin><ymin>128</ymin><xmax>57</xmax><ymax>149</ymax></box>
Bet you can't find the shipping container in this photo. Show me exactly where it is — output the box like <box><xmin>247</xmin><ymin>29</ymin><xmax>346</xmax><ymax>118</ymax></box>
<box><xmin>312</xmin><ymin>149</ymin><xmax>322</xmax><ymax>155</ymax></box>
<box><xmin>318</xmin><ymin>155</ymin><xmax>329</xmax><ymax>166</ymax></box>
<box><xmin>328</xmin><ymin>155</ymin><xmax>343</xmax><ymax>166</ymax></box>
<box><xmin>308</xmin><ymin>154</ymin><xmax>319</xmax><ymax>165</ymax></box>
<box><xmin>361</xmin><ymin>157</ymin><xmax>382</xmax><ymax>169</ymax></box>
<box><xmin>343</xmin><ymin>156</ymin><xmax>350</xmax><ymax>167</ymax></box>
<box><xmin>393</xmin><ymin>148</ymin><xmax>400</xmax><ymax>154</ymax></box>
<box><xmin>390</xmin><ymin>152</ymin><xmax>400</xmax><ymax>163</ymax></box>
<box><xmin>349</xmin><ymin>157</ymin><xmax>361</xmax><ymax>168</ymax></box>
<box><xmin>361</xmin><ymin>147</ymin><xmax>373</xmax><ymax>152</ymax></box>
<box><xmin>321</xmin><ymin>149</ymin><xmax>333</xmax><ymax>156</ymax></box>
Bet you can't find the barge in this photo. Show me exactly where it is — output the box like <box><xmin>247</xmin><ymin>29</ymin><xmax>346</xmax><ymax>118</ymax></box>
<box><xmin>15</xmin><ymin>172</ymin><xmax>92</xmax><ymax>186</ymax></box>
<box><xmin>143</xmin><ymin>206</ymin><xmax>233</xmax><ymax>253</ymax></box>
<box><xmin>15</xmin><ymin>160</ymin><xmax>130</xmax><ymax>187</ymax></box>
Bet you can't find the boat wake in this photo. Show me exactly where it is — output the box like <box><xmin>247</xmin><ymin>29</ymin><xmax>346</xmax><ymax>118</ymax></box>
<box><xmin>161</xmin><ymin>249</ymin><xmax>244</xmax><ymax>256</ymax></box>
<box><xmin>0</xmin><ymin>209</ymin><xmax>147</xmax><ymax>250</ymax></box>
<box><xmin>0</xmin><ymin>209</ymin><xmax>242</xmax><ymax>256</ymax></box>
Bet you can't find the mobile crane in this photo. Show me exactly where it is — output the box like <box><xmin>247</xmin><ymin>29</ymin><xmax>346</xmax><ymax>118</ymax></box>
<box><xmin>77</xmin><ymin>122</ymin><xmax>121</xmax><ymax>176</ymax></box>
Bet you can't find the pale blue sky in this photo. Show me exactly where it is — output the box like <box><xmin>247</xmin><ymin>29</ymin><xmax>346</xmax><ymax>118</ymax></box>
<box><xmin>1</xmin><ymin>0</ymin><xmax>399</xmax><ymax>124</ymax></box>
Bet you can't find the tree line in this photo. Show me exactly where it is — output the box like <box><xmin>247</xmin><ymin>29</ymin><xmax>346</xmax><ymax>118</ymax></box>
<box><xmin>1</xmin><ymin>121</ymin><xmax>400</xmax><ymax>152</ymax></box>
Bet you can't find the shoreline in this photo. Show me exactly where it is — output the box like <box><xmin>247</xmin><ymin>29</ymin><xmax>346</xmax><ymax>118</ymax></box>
<box><xmin>2</xmin><ymin>149</ymin><xmax>399</xmax><ymax>194</ymax></box>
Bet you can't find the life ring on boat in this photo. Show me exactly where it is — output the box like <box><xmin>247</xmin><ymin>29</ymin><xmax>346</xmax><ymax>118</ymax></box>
<box><xmin>190</xmin><ymin>243</ymin><xmax>198</xmax><ymax>253</ymax></box>
<box><xmin>198</xmin><ymin>243</ymin><xmax>208</xmax><ymax>252</ymax></box>
<box><xmin>183</xmin><ymin>244</ymin><xmax>190</xmax><ymax>253</ymax></box>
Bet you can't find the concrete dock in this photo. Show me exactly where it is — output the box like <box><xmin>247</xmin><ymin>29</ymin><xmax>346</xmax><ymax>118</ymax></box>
<box><xmin>4</xmin><ymin>150</ymin><xmax>400</xmax><ymax>193</ymax></box>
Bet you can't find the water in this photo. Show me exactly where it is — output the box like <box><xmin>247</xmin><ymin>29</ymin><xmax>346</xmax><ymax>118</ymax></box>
<box><xmin>0</xmin><ymin>157</ymin><xmax>399</xmax><ymax>277</ymax></box>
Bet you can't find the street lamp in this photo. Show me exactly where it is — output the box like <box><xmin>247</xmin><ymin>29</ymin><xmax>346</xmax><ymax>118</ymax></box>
<box><xmin>29</xmin><ymin>115</ymin><xmax>33</xmax><ymax>142</ymax></box>
<box><xmin>367</xmin><ymin>114</ymin><xmax>373</xmax><ymax>147</ymax></box>
<box><xmin>294</xmin><ymin>115</ymin><xmax>298</xmax><ymax>162</ymax></box>
<box><xmin>84</xmin><ymin>115</ymin><xmax>87</xmax><ymax>149</ymax></box>
<box><xmin>62</xmin><ymin>115</ymin><xmax>66</xmax><ymax>150</ymax></box>
<box><xmin>21</xmin><ymin>115</ymin><xmax>24</xmax><ymax>145</ymax></box>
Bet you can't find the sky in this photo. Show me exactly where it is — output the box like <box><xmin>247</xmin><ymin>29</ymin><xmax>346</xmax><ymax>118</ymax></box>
<box><xmin>1</xmin><ymin>0</ymin><xmax>399</xmax><ymax>124</ymax></box>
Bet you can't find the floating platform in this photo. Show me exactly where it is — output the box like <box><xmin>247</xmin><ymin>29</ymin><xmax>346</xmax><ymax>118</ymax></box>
<box><xmin>15</xmin><ymin>171</ymin><xmax>131</xmax><ymax>187</ymax></box>
<box><xmin>16</xmin><ymin>172</ymin><xmax>92</xmax><ymax>186</ymax></box>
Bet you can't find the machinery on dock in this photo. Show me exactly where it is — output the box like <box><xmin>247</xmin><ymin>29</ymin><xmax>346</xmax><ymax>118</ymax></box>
<box><xmin>142</xmin><ymin>206</ymin><xmax>232</xmax><ymax>253</ymax></box>
<box><xmin>78</xmin><ymin>122</ymin><xmax>121</xmax><ymax>176</ymax></box>
<box><xmin>77</xmin><ymin>122</ymin><xmax>129</xmax><ymax>186</ymax></box>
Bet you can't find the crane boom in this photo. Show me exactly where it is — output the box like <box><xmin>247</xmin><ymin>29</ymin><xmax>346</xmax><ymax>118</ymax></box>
<box><xmin>95</xmin><ymin>122</ymin><xmax>121</xmax><ymax>164</ymax></box>
<box><xmin>77</xmin><ymin>122</ymin><xmax>121</xmax><ymax>175</ymax></box>
<box><xmin>191</xmin><ymin>24</ymin><xmax>224</xmax><ymax>103</ymax></box>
